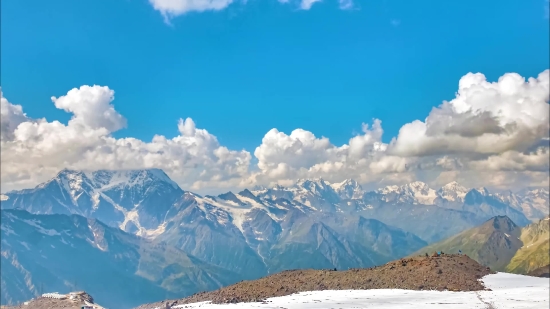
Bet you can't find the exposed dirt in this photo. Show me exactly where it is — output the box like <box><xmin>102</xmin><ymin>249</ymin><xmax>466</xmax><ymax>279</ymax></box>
<box><xmin>2</xmin><ymin>291</ymin><xmax>103</xmax><ymax>309</ymax></box>
<box><xmin>528</xmin><ymin>264</ymin><xmax>550</xmax><ymax>278</ymax></box>
<box><xmin>136</xmin><ymin>253</ymin><xmax>494</xmax><ymax>308</ymax></box>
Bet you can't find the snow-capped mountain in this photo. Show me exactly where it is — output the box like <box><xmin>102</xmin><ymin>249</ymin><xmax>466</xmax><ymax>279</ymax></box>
<box><xmin>1</xmin><ymin>169</ymin><xmax>184</xmax><ymax>236</ymax></box>
<box><xmin>330</xmin><ymin>179</ymin><xmax>365</xmax><ymax>199</ymax></box>
<box><xmin>511</xmin><ymin>188</ymin><xmax>550</xmax><ymax>220</ymax></box>
<box><xmin>373</xmin><ymin>181</ymin><xmax>439</xmax><ymax>205</ymax></box>
<box><xmin>437</xmin><ymin>181</ymin><xmax>469</xmax><ymax>203</ymax></box>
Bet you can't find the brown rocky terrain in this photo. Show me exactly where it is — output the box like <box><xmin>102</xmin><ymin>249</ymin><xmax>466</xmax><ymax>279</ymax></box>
<box><xmin>2</xmin><ymin>291</ymin><xmax>104</xmax><ymax>309</ymax></box>
<box><xmin>135</xmin><ymin>253</ymin><xmax>494</xmax><ymax>309</ymax></box>
<box><xmin>528</xmin><ymin>264</ymin><xmax>550</xmax><ymax>278</ymax></box>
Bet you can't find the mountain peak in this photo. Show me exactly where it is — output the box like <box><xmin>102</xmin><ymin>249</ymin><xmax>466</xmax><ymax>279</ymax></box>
<box><xmin>331</xmin><ymin>178</ymin><xmax>359</xmax><ymax>188</ymax></box>
<box><xmin>56</xmin><ymin>168</ymin><xmax>79</xmax><ymax>175</ymax></box>
<box><xmin>441</xmin><ymin>181</ymin><xmax>466</xmax><ymax>190</ymax></box>
<box><xmin>341</xmin><ymin>178</ymin><xmax>358</xmax><ymax>185</ymax></box>
<box><xmin>407</xmin><ymin>181</ymin><xmax>429</xmax><ymax>189</ymax></box>
<box><xmin>330</xmin><ymin>179</ymin><xmax>364</xmax><ymax>199</ymax></box>
<box><xmin>438</xmin><ymin>181</ymin><xmax>468</xmax><ymax>202</ymax></box>
<box><xmin>294</xmin><ymin>178</ymin><xmax>333</xmax><ymax>194</ymax></box>
<box><xmin>49</xmin><ymin>168</ymin><xmax>86</xmax><ymax>182</ymax></box>
<box><xmin>475</xmin><ymin>187</ymin><xmax>490</xmax><ymax>196</ymax></box>
<box><xmin>375</xmin><ymin>181</ymin><xmax>437</xmax><ymax>205</ymax></box>
<box><xmin>295</xmin><ymin>178</ymin><xmax>328</xmax><ymax>186</ymax></box>
<box><xmin>218</xmin><ymin>191</ymin><xmax>246</xmax><ymax>205</ymax></box>
<box><xmin>237</xmin><ymin>188</ymin><xmax>261</xmax><ymax>202</ymax></box>
<box><xmin>482</xmin><ymin>215</ymin><xmax>518</xmax><ymax>233</ymax></box>
<box><xmin>52</xmin><ymin>168</ymin><xmax>180</xmax><ymax>191</ymax></box>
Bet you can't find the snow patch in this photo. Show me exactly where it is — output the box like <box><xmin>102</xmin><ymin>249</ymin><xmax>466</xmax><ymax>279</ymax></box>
<box><xmin>19</xmin><ymin>241</ymin><xmax>30</xmax><ymax>250</ymax></box>
<box><xmin>21</xmin><ymin>219</ymin><xmax>60</xmax><ymax>236</ymax></box>
<box><xmin>0</xmin><ymin>225</ymin><xmax>17</xmax><ymax>236</ymax></box>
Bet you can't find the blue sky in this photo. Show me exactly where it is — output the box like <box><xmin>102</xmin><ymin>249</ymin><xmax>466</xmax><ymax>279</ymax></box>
<box><xmin>1</xmin><ymin>0</ymin><xmax>550</xmax><ymax>194</ymax></box>
<box><xmin>2</xmin><ymin>0</ymin><xmax>548</xmax><ymax>151</ymax></box>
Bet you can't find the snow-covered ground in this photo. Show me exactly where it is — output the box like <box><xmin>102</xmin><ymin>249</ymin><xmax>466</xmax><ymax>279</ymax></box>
<box><xmin>163</xmin><ymin>273</ymin><xmax>548</xmax><ymax>309</ymax></box>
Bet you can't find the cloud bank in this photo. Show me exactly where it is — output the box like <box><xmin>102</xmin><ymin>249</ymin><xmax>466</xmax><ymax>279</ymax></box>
<box><xmin>1</xmin><ymin>70</ymin><xmax>549</xmax><ymax>193</ymax></box>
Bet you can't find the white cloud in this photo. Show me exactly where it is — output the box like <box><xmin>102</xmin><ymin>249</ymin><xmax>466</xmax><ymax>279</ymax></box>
<box><xmin>1</xmin><ymin>70</ymin><xmax>548</xmax><ymax>194</ymax></box>
<box><xmin>149</xmin><ymin>0</ymin><xmax>234</xmax><ymax>19</ymax></box>
<box><xmin>338</xmin><ymin>0</ymin><xmax>353</xmax><ymax>10</ymax></box>
<box><xmin>299</xmin><ymin>0</ymin><xmax>321</xmax><ymax>10</ymax></box>
<box><xmin>1</xmin><ymin>90</ymin><xmax>29</xmax><ymax>141</ymax></box>
<box><xmin>388</xmin><ymin>70</ymin><xmax>550</xmax><ymax>158</ymax></box>
<box><xmin>52</xmin><ymin>85</ymin><xmax>126</xmax><ymax>132</ymax></box>
<box><xmin>149</xmin><ymin>0</ymin><xmax>348</xmax><ymax>17</ymax></box>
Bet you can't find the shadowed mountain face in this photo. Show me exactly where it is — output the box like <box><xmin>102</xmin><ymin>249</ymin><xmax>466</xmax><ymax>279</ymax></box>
<box><xmin>1</xmin><ymin>169</ymin><xmax>546</xmax><ymax>306</ymax></box>
<box><xmin>0</xmin><ymin>209</ymin><xmax>238</xmax><ymax>309</ymax></box>
<box><xmin>414</xmin><ymin>216</ymin><xmax>550</xmax><ymax>274</ymax></box>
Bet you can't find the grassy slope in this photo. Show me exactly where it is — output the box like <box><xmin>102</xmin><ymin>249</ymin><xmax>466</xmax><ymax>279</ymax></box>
<box><xmin>411</xmin><ymin>216</ymin><xmax>522</xmax><ymax>271</ymax></box>
<box><xmin>506</xmin><ymin>217</ymin><xmax>550</xmax><ymax>274</ymax></box>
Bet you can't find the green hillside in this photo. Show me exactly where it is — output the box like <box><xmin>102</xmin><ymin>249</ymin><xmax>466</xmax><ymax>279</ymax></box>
<box><xmin>413</xmin><ymin>215</ymin><xmax>550</xmax><ymax>274</ymax></box>
<box><xmin>412</xmin><ymin>216</ymin><xmax>522</xmax><ymax>271</ymax></box>
<box><xmin>506</xmin><ymin>217</ymin><xmax>550</xmax><ymax>274</ymax></box>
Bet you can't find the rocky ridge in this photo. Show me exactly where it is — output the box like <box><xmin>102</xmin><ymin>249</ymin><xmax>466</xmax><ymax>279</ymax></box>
<box><xmin>135</xmin><ymin>254</ymin><xmax>493</xmax><ymax>308</ymax></box>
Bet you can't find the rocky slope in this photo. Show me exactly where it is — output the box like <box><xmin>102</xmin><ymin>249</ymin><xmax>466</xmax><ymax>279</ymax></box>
<box><xmin>528</xmin><ymin>264</ymin><xmax>550</xmax><ymax>277</ymax></box>
<box><xmin>0</xmin><ymin>209</ymin><xmax>237</xmax><ymax>309</ymax></box>
<box><xmin>135</xmin><ymin>254</ymin><xmax>493</xmax><ymax>308</ymax></box>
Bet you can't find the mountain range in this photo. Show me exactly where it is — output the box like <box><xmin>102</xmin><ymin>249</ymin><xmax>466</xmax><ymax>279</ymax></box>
<box><xmin>1</xmin><ymin>168</ymin><xmax>548</xmax><ymax>306</ymax></box>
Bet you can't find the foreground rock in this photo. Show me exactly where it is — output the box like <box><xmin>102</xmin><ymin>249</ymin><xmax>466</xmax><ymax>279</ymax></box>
<box><xmin>528</xmin><ymin>264</ymin><xmax>550</xmax><ymax>277</ymax></box>
<box><xmin>2</xmin><ymin>291</ymin><xmax>104</xmax><ymax>309</ymax></box>
<box><xmin>135</xmin><ymin>254</ymin><xmax>493</xmax><ymax>308</ymax></box>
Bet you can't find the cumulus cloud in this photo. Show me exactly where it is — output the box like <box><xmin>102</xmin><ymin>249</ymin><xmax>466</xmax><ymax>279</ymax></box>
<box><xmin>1</xmin><ymin>70</ymin><xmax>548</xmax><ymax>193</ymax></box>
<box><xmin>389</xmin><ymin>70</ymin><xmax>550</xmax><ymax>158</ymax></box>
<box><xmin>1</xmin><ymin>91</ymin><xmax>29</xmax><ymax>141</ymax></box>
<box><xmin>51</xmin><ymin>86</ymin><xmax>126</xmax><ymax>132</ymax></box>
